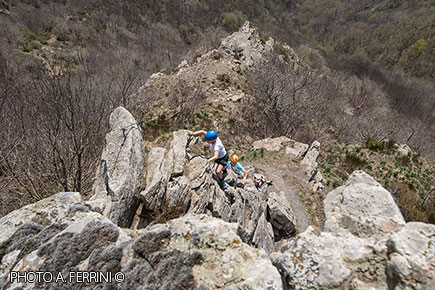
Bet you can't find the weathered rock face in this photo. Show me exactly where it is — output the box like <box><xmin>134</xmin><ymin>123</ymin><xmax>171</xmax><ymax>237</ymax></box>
<box><xmin>0</xmin><ymin>195</ymin><xmax>282</xmax><ymax>290</ymax></box>
<box><xmin>147</xmin><ymin>214</ymin><xmax>282</xmax><ymax>289</ymax></box>
<box><xmin>324</xmin><ymin>171</ymin><xmax>406</xmax><ymax>237</ymax></box>
<box><xmin>134</xmin><ymin>130</ymin><xmax>298</xmax><ymax>254</ymax></box>
<box><xmin>88</xmin><ymin>106</ymin><xmax>145</xmax><ymax>228</ymax></box>
<box><xmin>386</xmin><ymin>222</ymin><xmax>435</xmax><ymax>289</ymax></box>
<box><xmin>267</xmin><ymin>191</ymin><xmax>297</xmax><ymax>238</ymax></box>
<box><xmin>0</xmin><ymin>192</ymin><xmax>82</xmax><ymax>246</ymax></box>
<box><xmin>140</xmin><ymin>130</ymin><xmax>189</xmax><ymax>212</ymax></box>
<box><xmin>301</xmin><ymin>141</ymin><xmax>324</xmax><ymax>192</ymax></box>
<box><xmin>272</xmin><ymin>171</ymin><xmax>435</xmax><ymax>290</ymax></box>
<box><xmin>397</xmin><ymin>144</ymin><xmax>412</xmax><ymax>156</ymax></box>
<box><xmin>219</xmin><ymin>21</ymin><xmax>275</xmax><ymax>67</ymax></box>
<box><xmin>141</xmin><ymin>147</ymin><xmax>170</xmax><ymax>210</ymax></box>
<box><xmin>253</xmin><ymin>136</ymin><xmax>292</xmax><ymax>151</ymax></box>
<box><xmin>285</xmin><ymin>141</ymin><xmax>309</xmax><ymax>159</ymax></box>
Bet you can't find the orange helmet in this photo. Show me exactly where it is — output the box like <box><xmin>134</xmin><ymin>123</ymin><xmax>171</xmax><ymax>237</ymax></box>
<box><xmin>230</xmin><ymin>154</ymin><xmax>239</xmax><ymax>162</ymax></box>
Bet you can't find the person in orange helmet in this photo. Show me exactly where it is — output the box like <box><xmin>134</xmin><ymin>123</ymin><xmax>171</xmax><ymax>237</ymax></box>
<box><xmin>226</xmin><ymin>154</ymin><xmax>248</xmax><ymax>186</ymax></box>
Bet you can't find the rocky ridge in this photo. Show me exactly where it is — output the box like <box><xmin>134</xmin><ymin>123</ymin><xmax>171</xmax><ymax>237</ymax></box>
<box><xmin>1</xmin><ymin>23</ymin><xmax>434</xmax><ymax>290</ymax></box>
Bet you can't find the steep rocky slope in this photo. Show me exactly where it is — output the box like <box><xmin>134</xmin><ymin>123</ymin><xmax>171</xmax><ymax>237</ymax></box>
<box><xmin>1</xmin><ymin>23</ymin><xmax>434</xmax><ymax>290</ymax></box>
<box><xmin>1</xmin><ymin>105</ymin><xmax>434</xmax><ymax>289</ymax></box>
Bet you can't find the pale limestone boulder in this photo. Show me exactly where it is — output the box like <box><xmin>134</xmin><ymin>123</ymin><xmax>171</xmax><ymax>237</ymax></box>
<box><xmin>252</xmin><ymin>212</ymin><xmax>274</xmax><ymax>254</ymax></box>
<box><xmin>324</xmin><ymin>171</ymin><xmax>405</xmax><ymax>238</ymax></box>
<box><xmin>253</xmin><ymin>136</ymin><xmax>292</xmax><ymax>151</ymax></box>
<box><xmin>148</xmin><ymin>214</ymin><xmax>282</xmax><ymax>289</ymax></box>
<box><xmin>1</xmin><ymin>208</ymin><xmax>282</xmax><ymax>290</ymax></box>
<box><xmin>272</xmin><ymin>171</ymin><xmax>410</xmax><ymax>289</ymax></box>
<box><xmin>386</xmin><ymin>222</ymin><xmax>435</xmax><ymax>289</ymax></box>
<box><xmin>168</xmin><ymin>130</ymin><xmax>189</xmax><ymax>177</ymax></box>
<box><xmin>0</xmin><ymin>192</ymin><xmax>81</xmax><ymax>245</ymax></box>
<box><xmin>140</xmin><ymin>147</ymin><xmax>170</xmax><ymax>210</ymax></box>
<box><xmin>397</xmin><ymin>144</ymin><xmax>412</xmax><ymax>156</ymax></box>
<box><xmin>300</xmin><ymin>140</ymin><xmax>324</xmax><ymax>191</ymax></box>
<box><xmin>267</xmin><ymin>191</ymin><xmax>297</xmax><ymax>237</ymax></box>
<box><xmin>88</xmin><ymin>106</ymin><xmax>145</xmax><ymax>227</ymax></box>
<box><xmin>285</xmin><ymin>141</ymin><xmax>309</xmax><ymax>159</ymax></box>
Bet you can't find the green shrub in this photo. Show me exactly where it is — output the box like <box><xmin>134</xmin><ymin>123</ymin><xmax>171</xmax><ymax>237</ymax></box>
<box><xmin>217</xmin><ymin>74</ymin><xmax>230</xmax><ymax>84</ymax></box>
<box><xmin>333</xmin><ymin>181</ymin><xmax>341</xmax><ymax>188</ymax></box>
<box><xmin>222</xmin><ymin>10</ymin><xmax>245</xmax><ymax>32</ymax></box>
<box><xmin>345</xmin><ymin>153</ymin><xmax>367</xmax><ymax>168</ymax></box>
<box><xmin>56</xmin><ymin>33</ymin><xmax>70</xmax><ymax>42</ymax></box>
<box><xmin>26</xmin><ymin>31</ymin><xmax>37</xmax><ymax>42</ymax></box>
<box><xmin>365</xmin><ymin>137</ymin><xmax>385</xmax><ymax>151</ymax></box>
<box><xmin>396</xmin><ymin>155</ymin><xmax>411</xmax><ymax>166</ymax></box>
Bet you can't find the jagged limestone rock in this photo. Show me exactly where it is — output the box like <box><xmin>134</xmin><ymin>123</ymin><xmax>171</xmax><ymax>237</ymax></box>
<box><xmin>324</xmin><ymin>170</ymin><xmax>406</xmax><ymax>237</ymax></box>
<box><xmin>252</xmin><ymin>212</ymin><xmax>274</xmax><ymax>254</ymax></box>
<box><xmin>253</xmin><ymin>136</ymin><xmax>292</xmax><ymax>151</ymax></box>
<box><xmin>0</xmin><ymin>192</ymin><xmax>81</xmax><ymax>245</ymax></box>
<box><xmin>267</xmin><ymin>191</ymin><xmax>297</xmax><ymax>238</ymax></box>
<box><xmin>285</xmin><ymin>141</ymin><xmax>309</xmax><ymax>159</ymax></box>
<box><xmin>219</xmin><ymin>21</ymin><xmax>274</xmax><ymax>67</ymax></box>
<box><xmin>230</xmin><ymin>188</ymin><xmax>264</xmax><ymax>243</ymax></box>
<box><xmin>165</xmin><ymin>176</ymin><xmax>191</xmax><ymax>213</ymax></box>
<box><xmin>1</xmin><ymin>207</ymin><xmax>282</xmax><ymax>289</ymax></box>
<box><xmin>273</xmin><ymin>171</ymin><xmax>411</xmax><ymax>289</ymax></box>
<box><xmin>168</xmin><ymin>130</ymin><xmax>189</xmax><ymax>177</ymax></box>
<box><xmin>147</xmin><ymin>214</ymin><xmax>282</xmax><ymax>289</ymax></box>
<box><xmin>386</xmin><ymin>222</ymin><xmax>435</xmax><ymax>289</ymax></box>
<box><xmin>301</xmin><ymin>140</ymin><xmax>324</xmax><ymax>192</ymax></box>
<box><xmin>140</xmin><ymin>147</ymin><xmax>170</xmax><ymax>210</ymax></box>
<box><xmin>88</xmin><ymin>106</ymin><xmax>145</xmax><ymax>227</ymax></box>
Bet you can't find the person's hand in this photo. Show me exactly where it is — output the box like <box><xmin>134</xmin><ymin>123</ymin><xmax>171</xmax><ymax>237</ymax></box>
<box><xmin>242</xmin><ymin>178</ymin><xmax>247</xmax><ymax>184</ymax></box>
<box><xmin>187</xmin><ymin>130</ymin><xmax>194</xmax><ymax>136</ymax></box>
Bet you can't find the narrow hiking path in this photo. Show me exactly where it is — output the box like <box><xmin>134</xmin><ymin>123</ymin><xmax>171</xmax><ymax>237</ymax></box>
<box><xmin>245</xmin><ymin>161</ymin><xmax>310</xmax><ymax>234</ymax></box>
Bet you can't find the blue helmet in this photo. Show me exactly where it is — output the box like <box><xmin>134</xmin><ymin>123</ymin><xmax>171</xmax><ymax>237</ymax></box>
<box><xmin>205</xmin><ymin>130</ymin><xmax>217</xmax><ymax>141</ymax></box>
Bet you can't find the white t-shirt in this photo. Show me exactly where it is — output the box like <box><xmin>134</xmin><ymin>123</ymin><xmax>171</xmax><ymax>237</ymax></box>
<box><xmin>209</xmin><ymin>137</ymin><xmax>227</xmax><ymax>159</ymax></box>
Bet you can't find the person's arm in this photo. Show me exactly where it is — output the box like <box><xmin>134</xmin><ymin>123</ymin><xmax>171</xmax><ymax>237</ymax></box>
<box><xmin>242</xmin><ymin>169</ymin><xmax>248</xmax><ymax>184</ymax></box>
<box><xmin>187</xmin><ymin>130</ymin><xmax>207</xmax><ymax>136</ymax></box>
<box><xmin>208</xmin><ymin>150</ymin><xmax>219</xmax><ymax>163</ymax></box>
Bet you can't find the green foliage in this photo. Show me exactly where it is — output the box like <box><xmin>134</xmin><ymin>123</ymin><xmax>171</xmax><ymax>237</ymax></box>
<box><xmin>333</xmin><ymin>181</ymin><xmax>341</xmax><ymax>188</ymax></box>
<box><xmin>396</xmin><ymin>155</ymin><xmax>410</xmax><ymax>166</ymax></box>
<box><xmin>222</xmin><ymin>10</ymin><xmax>245</xmax><ymax>32</ymax></box>
<box><xmin>260</xmin><ymin>37</ymin><xmax>267</xmax><ymax>45</ymax></box>
<box><xmin>1</xmin><ymin>0</ymin><xmax>10</xmax><ymax>10</ymax></box>
<box><xmin>56</xmin><ymin>33</ymin><xmax>70</xmax><ymax>42</ymax></box>
<box><xmin>365</xmin><ymin>137</ymin><xmax>395</xmax><ymax>151</ymax></box>
<box><xmin>26</xmin><ymin>31</ymin><xmax>37</xmax><ymax>42</ymax></box>
<box><xmin>216</xmin><ymin>74</ymin><xmax>231</xmax><ymax>87</ymax></box>
<box><xmin>345</xmin><ymin>152</ymin><xmax>367</xmax><ymax>168</ymax></box>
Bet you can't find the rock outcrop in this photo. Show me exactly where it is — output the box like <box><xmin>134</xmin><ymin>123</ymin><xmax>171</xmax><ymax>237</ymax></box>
<box><xmin>253</xmin><ymin>136</ymin><xmax>292</xmax><ymax>152</ymax></box>
<box><xmin>301</xmin><ymin>141</ymin><xmax>324</xmax><ymax>192</ymax></box>
<box><xmin>0</xmin><ymin>194</ymin><xmax>282</xmax><ymax>289</ymax></box>
<box><xmin>133</xmin><ymin>130</ymin><xmax>297</xmax><ymax>253</ymax></box>
<box><xmin>386</xmin><ymin>222</ymin><xmax>435</xmax><ymax>289</ymax></box>
<box><xmin>285</xmin><ymin>141</ymin><xmax>309</xmax><ymax>159</ymax></box>
<box><xmin>272</xmin><ymin>171</ymin><xmax>434</xmax><ymax>290</ymax></box>
<box><xmin>87</xmin><ymin>107</ymin><xmax>145</xmax><ymax>227</ymax></box>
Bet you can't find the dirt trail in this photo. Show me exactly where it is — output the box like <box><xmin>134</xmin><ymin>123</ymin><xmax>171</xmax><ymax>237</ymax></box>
<box><xmin>245</xmin><ymin>161</ymin><xmax>310</xmax><ymax>234</ymax></box>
